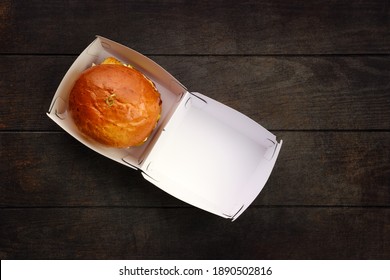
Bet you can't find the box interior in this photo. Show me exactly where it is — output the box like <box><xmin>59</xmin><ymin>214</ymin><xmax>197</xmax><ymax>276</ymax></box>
<box><xmin>48</xmin><ymin>36</ymin><xmax>188</xmax><ymax>169</ymax></box>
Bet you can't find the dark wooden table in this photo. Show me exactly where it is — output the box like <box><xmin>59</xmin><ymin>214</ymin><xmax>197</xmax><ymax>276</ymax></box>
<box><xmin>1</xmin><ymin>0</ymin><xmax>390</xmax><ymax>259</ymax></box>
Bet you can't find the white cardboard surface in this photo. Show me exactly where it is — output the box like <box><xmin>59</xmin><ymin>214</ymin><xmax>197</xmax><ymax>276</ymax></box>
<box><xmin>47</xmin><ymin>36</ymin><xmax>282</xmax><ymax>220</ymax></box>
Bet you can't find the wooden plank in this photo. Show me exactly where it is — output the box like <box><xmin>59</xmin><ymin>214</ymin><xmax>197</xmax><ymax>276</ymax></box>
<box><xmin>0</xmin><ymin>56</ymin><xmax>69</xmax><ymax>131</ymax></box>
<box><xmin>0</xmin><ymin>132</ymin><xmax>182</xmax><ymax>207</ymax></box>
<box><xmin>1</xmin><ymin>132</ymin><xmax>389</xmax><ymax>207</ymax></box>
<box><xmin>1</xmin><ymin>1</ymin><xmax>389</xmax><ymax>55</ymax></box>
<box><xmin>262</xmin><ymin>131</ymin><xmax>390</xmax><ymax>206</ymax></box>
<box><xmin>156</xmin><ymin>55</ymin><xmax>390</xmax><ymax>130</ymax></box>
<box><xmin>1</xmin><ymin>207</ymin><xmax>390</xmax><ymax>259</ymax></box>
<box><xmin>1</xmin><ymin>55</ymin><xmax>390</xmax><ymax>130</ymax></box>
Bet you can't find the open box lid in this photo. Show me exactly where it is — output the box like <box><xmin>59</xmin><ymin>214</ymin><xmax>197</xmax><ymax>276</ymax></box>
<box><xmin>47</xmin><ymin>36</ymin><xmax>282</xmax><ymax>220</ymax></box>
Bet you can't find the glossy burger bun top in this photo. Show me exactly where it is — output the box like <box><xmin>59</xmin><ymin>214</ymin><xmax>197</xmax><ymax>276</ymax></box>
<box><xmin>68</xmin><ymin>58</ymin><xmax>162</xmax><ymax>148</ymax></box>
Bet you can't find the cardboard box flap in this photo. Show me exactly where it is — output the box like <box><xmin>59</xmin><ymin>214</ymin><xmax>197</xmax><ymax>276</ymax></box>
<box><xmin>140</xmin><ymin>92</ymin><xmax>282</xmax><ymax>220</ymax></box>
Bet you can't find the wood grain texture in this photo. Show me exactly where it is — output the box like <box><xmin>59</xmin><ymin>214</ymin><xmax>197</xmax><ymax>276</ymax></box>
<box><xmin>1</xmin><ymin>0</ymin><xmax>389</xmax><ymax>54</ymax></box>
<box><xmin>1</xmin><ymin>55</ymin><xmax>389</xmax><ymax>130</ymax></box>
<box><xmin>1</xmin><ymin>132</ymin><xmax>389</xmax><ymax>207</ymax></box>
<box><xmin>1</xmin><ymin>0</ymin><xmax>390</xmax><ymax>261</ymax></box>
<box><xmin>1</xmin><ymin>207</ymin><xmax>390</xmax><ymax>259</ymax></box>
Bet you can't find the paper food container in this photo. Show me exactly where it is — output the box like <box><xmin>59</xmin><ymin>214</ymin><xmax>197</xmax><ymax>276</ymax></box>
<box><xmin>47</xmin><ymin>36</ymin><xmax>282</xmax><ymax>221</ymax></box>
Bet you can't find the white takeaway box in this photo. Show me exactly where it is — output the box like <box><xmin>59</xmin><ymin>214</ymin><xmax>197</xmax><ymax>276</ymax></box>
<box><xmin>47</xmin><ymin>36</ymin><xmax>282</xmax><ymax>221</ymax></box>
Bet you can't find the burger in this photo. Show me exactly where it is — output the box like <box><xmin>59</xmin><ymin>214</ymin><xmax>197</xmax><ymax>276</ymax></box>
<box><xmin>68</xmin><ymin>57</ymin><xmax>162</xmax><ymax>148</ymax></box>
